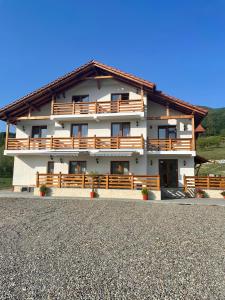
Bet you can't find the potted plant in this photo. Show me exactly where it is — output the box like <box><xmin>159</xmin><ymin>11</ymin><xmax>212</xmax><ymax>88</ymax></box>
<box><xmin>141</xmin><ymin>187</ymin><xmax>149</xmax><ymax>200</ymax></box>
<box><xmin>195</xmin><ymin>188</ymin><xmax>205</xmax><ymax>198</ymax></box>
<box><xmin>221</xmin><ymin>191</ymin><xmax>225</xmax><ymax>199</ymax></box>
<box><xmin>89</xmin><ymin>172</ymin><xmax>98</xmax><ymax>199</ymax></box>
<box><xmin>40</xmin><ymin>184</ymin><xmax>48</xmax><ymax>197</ymax></box>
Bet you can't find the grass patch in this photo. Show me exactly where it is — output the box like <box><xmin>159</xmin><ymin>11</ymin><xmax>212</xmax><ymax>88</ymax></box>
<box><xmin>198</xmin><ymin>163</ymin><xmax>225</xmax><ymax>176</ymax></box>
<box><xmin>0</xmin><ymin>178</ymin><xmax>12</xmax><ymax>189</ymax></box>
<box><xmin>197</xmin><ymin>142</ymin><xmax>225</xmax><ymax>160</ymax></box>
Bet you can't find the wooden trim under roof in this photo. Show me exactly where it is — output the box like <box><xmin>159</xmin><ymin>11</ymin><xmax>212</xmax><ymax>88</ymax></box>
<box><xmin>0</xmin><ymin>60</ymin><xmax>207</xmax><ymax>122</ymax></box>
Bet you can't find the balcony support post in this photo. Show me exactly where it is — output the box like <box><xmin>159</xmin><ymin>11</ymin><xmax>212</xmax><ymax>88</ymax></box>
<box><xmin>5</xmin><ymin>122</ymin><xmax>10</xmax><ymax>150</ymax></box>
<box><xmin>191</xmin><ymin>116</ymin><xmax>195</xmax><ymax>150</ymax></box>
<box><xmin>51</xmin><ymin>95</ymin><xmax>55</xmax><ymax>115</ymax></box>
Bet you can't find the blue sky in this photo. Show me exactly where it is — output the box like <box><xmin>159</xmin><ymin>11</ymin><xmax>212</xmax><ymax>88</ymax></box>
<box><xmin>0</xmin><ymin>0</ymin><xmax>225</xmax><ymax>129</ymax></box>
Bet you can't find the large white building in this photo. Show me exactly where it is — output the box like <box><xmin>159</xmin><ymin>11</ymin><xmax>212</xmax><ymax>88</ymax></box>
<box><xmin>0</xmin><ymin>61</ymin><xmax>207</xmax><ymax>199</ymax></box>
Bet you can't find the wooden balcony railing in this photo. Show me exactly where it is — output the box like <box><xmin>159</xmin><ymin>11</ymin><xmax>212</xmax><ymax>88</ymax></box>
<box><xmin>7</xmin><ymin>136</ymin><xmax>144</xmax><ymax>150</ymax></box>
<box><xmin>36</xmin><ymin>173</ymin><xmax>160</xmax><ymax>190</ymax></box>
<box><xmin>184</xmin><ymin>176</ymin><xmax>225</xmax><ymax>192</ymax></box>
<box><xmin>148</xmin><ymin>138</ymin><xmax>193</xmax><ymax>151</ymax></box>
<box><xmin>52</xmin><ymin>99</ymin><xmax>144</xmax><ymax>115</ymax></box>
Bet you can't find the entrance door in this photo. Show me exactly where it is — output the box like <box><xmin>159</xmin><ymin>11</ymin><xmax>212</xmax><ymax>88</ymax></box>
<box><xmin>159</xmin><ymin>159</ymin><xmax>178</xmax><ymax>188</ymax></box>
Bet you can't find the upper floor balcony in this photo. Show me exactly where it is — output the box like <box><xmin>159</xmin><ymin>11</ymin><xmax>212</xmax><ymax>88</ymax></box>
<box><xmin>51</xmin><ymin>99</ymin><xmax>145</xmax><ymax>121</ymax></box>
<box><xmin>5</xmin><ymin>136</ymin><xmax>144</xmax><ymax>156</ymax></box>
<box><xmin>5</xmin><ymin>136</ymin><xmax>196</xmax><ymax>157</ymax></box>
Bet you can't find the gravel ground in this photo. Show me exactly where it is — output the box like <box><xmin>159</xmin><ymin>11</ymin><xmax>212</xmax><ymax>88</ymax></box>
<box><xmin>0</xmin><ymin>198</ymin><xmax>225</xmax><ymax>299</ymax></box>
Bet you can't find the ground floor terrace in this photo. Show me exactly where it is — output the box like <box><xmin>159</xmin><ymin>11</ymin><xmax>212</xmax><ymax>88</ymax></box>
<box><xmin>0</xmin><ymin>197</ymin><xmax>224</xmax><ymax>299</ymax></box>
<box><xmin>12</xmin><ymin>155</ymin><xmax>196</xmax><ymax>198</ymax></box>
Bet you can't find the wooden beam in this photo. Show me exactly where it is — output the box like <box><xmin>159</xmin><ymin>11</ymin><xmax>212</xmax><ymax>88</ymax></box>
<box><xmin>51</xmin><ymin>94</ymin><xmax>56</xmax><ymax>115</ymax></box>
<box><xmin>5</xmin><ymin>122</ymin><xmax>9</xmax><ymax>150</ymax></box>
<box><xmin>192</xmin><ymin>115</ymin><xmax>196</xmax><ymax>150</ymax></box>
<box><xmin>147</xmin><ymin>115</ymin><xmax>194</xmax><ymax>120</ymax></box>
<box><xmin>85</xmin><ymin>75</ymin><xmax>113</xmax><ymax>80</ymax></box>
<box><xmin>16</xmin><ymin>116</ymin><xmax>50</xmax><ymax>121</ymax></box>
<box><xmin>166</xmin><ymin>104</ymin><xmax>170</xmax><ymax>116</ymax></box>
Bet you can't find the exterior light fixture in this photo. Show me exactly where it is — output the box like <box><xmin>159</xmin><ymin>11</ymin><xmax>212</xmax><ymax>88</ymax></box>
<box><xmin>150</xmin><ymin>160</ymin><xmax>153</xmax><ymax>166</ymax></box>
<box><xmin>183</xmin><ymin>160</ymin><xmax>187</xmax><ymax>166</ymax></box>
<box><xmin>60</xmin><ymin>158</ymin><xmax>63</xmax><ymax>163</ymax></box>
<box><xmin>136</xmin><ymin>121</ymin><xmax>139</xmax><ymax>127</ymax></box>
<box><xmin>136</xmin><ymin>158</ymin><xmax>139</xmax><ymax>164</ymax></box>
<box><xmin>50</xmin><ymin>155</ymin><xmax>53</xmax><ymax>161</ymax></box>
<box><xmin>149</xmin><ymin>125</ymin><xmax>152</xmax><ymax>129</ymax></box>
<box><xmin>22</xmin><ymin>126</ymin><xmax>25</xmax><ymax>132</ymax></box>
<box><xmin>96</xmin><ymin>158</ymin><xmax>99</xmax><ymax>164</ymax></box>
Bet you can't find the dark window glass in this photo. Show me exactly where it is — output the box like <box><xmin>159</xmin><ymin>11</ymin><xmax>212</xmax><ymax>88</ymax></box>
<box><xmin>71</xmin><ymin>124</ymin><xmax>88</xmax><ymax>137</ymax></box>
<box><xmin>158</xmin><ymin>126</ymin><xmax>176</xmax><ymax>139</ymax></box>
<box><xmin>111</xmin><ymin>123</ymin><xmax>130</xmax><ymax>137</ymax></box>
<box><xmin>47</xmin><ymin>161</ymin><xmax>54</xmax><ymax>174</ymax></box>
<box><xmin>69</xmin><ymin>161</ymin><xmax>87</xmax><ymax>174</ymax></box>
<box><xmin>111</xmin><ymin>93</ymin><xmax>129</xmax><ymax>101</ymax></box>
<box><xmin>72</xmin><ymin>95</ymin><xmax>89</xmax><ymax>102</ymax></box>
<box><xmin>31</xmin><ymin>126</ymin><xmax>47</xmax><ymax>138</ymax></box>
<box><xmin>111</xmin><ymin>161</ymin><xmax>129</xmax><ymax>174</ymax></box>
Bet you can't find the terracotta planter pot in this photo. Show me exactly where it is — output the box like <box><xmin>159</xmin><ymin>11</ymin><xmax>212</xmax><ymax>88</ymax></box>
<box><xmin>142</xmin><ymin>194</ymin><xmax>148</xmax><ymax>201</ymax></box>
<box><xmin>223</xmin><ymin>196</ymin><xmax>225</xmax><ymax>199</ymax></box>
<box><xmin>40</xmin><ymin>191</ymin><xmax>45</xmax><ymax>197</ymax></box>
<box><xmin>197</xmin><ymin>193</ymin><xmax>203</xmax><ymax>198</ymax></box>
<box><xmin>90</xmin><ymin>191</ymin><xmax>95</xmax><ymax>199</ymax></box>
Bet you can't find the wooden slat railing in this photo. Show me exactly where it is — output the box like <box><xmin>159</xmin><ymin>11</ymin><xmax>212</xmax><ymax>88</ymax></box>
<box><xmin>7</xmin><ymin>136</ymin><xmax>144</xmax><ymax>150</ymax></box>
<box><xmin>184</xmin><ymin>176</ymin><xmax>225</xmax><ymax>192</ymax></box>
<box><xmin>52</xmin><ymin>99</ymin><xmax>144</xmax><ymax>115</ymax></box>
<box><xmin>148</xmin><ymin>138</ymin><xmax>193</xmax><ymax>151</ymax></box>
<box><xmin>36</xmin><ymin>173</ymin><xmax>160</xmax><ymax>190</ymax></box>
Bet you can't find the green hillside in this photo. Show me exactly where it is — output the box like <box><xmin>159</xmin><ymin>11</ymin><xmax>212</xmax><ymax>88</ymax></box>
<box><xmin>0</xmin><ymin>133</ymin><xmax>13</xmax><ymax>189</ymax></box>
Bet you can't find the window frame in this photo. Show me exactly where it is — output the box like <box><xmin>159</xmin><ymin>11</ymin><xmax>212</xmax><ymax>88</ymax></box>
<box><xmin>71</xmin><ymin>123</ymin><xmax>88</xmax><ymax>137</ymax></box>
<box><xmin>111</xmin><ymin>93</ymin><xmax>129</xmax><ymax>101</ymax></box>
<box><xmin>31</xmin><ymin>125</ymin><xmax>47</xmax><ymax>138</ymax></box>
<box><xmin>69</xmin><ymin>161</ymin><xmax>87</xmax><ymax>174</ymax></box>
<box><xmin>158</xmin><ymin>125</ymin><xmax>177</xmax><ymax>139</ymax></box>
<box><xmin>111</xmin><ymin>122</ymin><xmax>130</xmax><ymax>137</ymax></box>
<box><xmin>110</xmin><ymin>161</ymin><xmax>130</xmax><ymax>175</ymax></box>
<box><xmin>72</xmin><ymin>95</ymin><xmax>89</xmax><ymax>103</ymax></box>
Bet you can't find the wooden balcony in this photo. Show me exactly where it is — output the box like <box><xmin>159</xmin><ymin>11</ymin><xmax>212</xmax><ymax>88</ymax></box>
<box><xmin>52</xmin><ymin>99</ymin><xmax>144</xmax><ymax>115</ymax></box>
<box><xmin>36</xmin><ymin>173</ymin><xmax>160</xmax><ymax>190</ymax></box>
<box><xmin>6</xmin><ymin>136</ymin><xmax>144</xmax><ymax>151</ymax></box>
<box><xmin>148</xmin><ymin>138</ymin><xmax>194</xmax><ymax>151</ymax></box>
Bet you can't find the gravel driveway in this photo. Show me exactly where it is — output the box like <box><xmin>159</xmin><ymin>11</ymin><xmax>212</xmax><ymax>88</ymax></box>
<box><xmin>0</xmin><ymin>198</ymin><xmax>225</xmax><ymax>299</ymax></box>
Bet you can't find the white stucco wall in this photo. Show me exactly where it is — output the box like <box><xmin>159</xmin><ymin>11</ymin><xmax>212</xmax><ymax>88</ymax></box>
<box><xmin>147</xmin><ymin>100</ymin><xmax>193</xmax><ymax>139</ymax></box>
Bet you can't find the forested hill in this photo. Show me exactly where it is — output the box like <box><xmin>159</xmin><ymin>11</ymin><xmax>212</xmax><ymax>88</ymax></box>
<box><xmin>202</xmin><ymin>107</ymin><xmax>225</xmax><ymax>136</ymax></box>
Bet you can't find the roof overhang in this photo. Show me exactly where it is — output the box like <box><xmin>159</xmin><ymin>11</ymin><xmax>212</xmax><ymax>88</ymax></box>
<box><xmin>0</xmin><ymin>60</ymin><xmax>208</xmax><ymax>123</ymax></box>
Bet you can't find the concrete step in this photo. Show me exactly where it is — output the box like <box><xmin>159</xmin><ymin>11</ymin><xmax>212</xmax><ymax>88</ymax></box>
<box><xmin>161</xmin><ymin>188</ymin><xmax>189</xmax><ymax>200</ymax></box>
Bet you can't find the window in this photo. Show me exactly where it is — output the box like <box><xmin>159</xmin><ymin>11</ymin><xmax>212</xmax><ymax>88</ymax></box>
<box><xmin>72</xmin><ymin>95</ymin><xmax>89</xmax><ymax>103</ymax></box>
<box><xmin>111</xmin><ymin>161</ymin><xmax>129</xmax><ymax>174</ymax></box>
<box><xmin>31</xmin><ymin>126</ymin><xmax>47</xmax><ymax>138</ymax></box>
<box><xmin>69</xmin><ymin>161</ymin><xmax>87</xmax><ymax>174</ymax></box>
<box><xmin>71</xmin><ymin>124</ymin><xmax>88</xmax><ymax>137</ymax></box>
<box><xmin>158</xmin><ymin>126</ymin><xmax>177</xmax><ymax>139</ymax></box>
<box><xmin>111</xmin><ymin>122</ymin><xmax>130</xmax><ymax>137</ymax></box>
<box><xmin>47</xmin><ymin>161</ymin><xmax>54</xmax><ymax>174</ymax></box>
<box><xmin>111</xmin><ymin>93</ymin><xmax>129</xmax><ymax>101</ymax></box>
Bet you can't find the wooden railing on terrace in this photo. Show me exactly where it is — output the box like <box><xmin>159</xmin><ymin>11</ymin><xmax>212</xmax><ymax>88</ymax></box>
<box><xmin>52</xmin><ymin>99</ymin><xmax>144</xmax><ymax>115</ymax></box>
<box><xmin>36</xmin><ymin>173</ymin><xmax>160</xmax><ymax>190</ymax></box>
<box><xmin>7</xmin><ymin>136</ymin><xmax>144</xmax><ymax>150</ymax></box>
<box><xmin>148</xmin><ymin>138</ymin><xmax>193</xmax><ymax>151</ymax></box>
<box><xmin>184</xmin><ymin>176</ymin><xmax>225</xmax><ymax>192</ymax></box>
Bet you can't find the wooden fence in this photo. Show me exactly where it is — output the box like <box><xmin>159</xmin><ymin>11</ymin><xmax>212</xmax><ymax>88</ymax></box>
<box><xmin>184</xmin><ymin>176</ymin><xmax>225</xmax><ymax>192</ymax></box>
<box><xmin>7</xmin><ymin>136</ymin><xmax>144</xmax><ymax>150</ymax></box>
<box><xmin>52</xmin><ymin>99</ymin><xmax>144</xmax><ymax>115</ymax></box>
<box><xmin>36</xmin><ymin>173</ymin><xmax>160</xmax><ymax>190</ymax></box>
<box><xmin>148</xmin><ymin>138</ymin><xmax>193</xmax><ymax>151</ymax></box>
